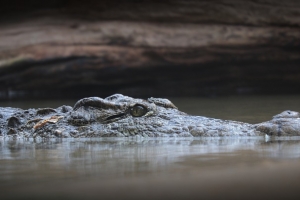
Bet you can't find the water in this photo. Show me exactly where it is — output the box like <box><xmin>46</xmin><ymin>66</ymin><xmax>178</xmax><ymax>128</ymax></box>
<box><xmin>1</xmin><ymin>95</ymin><xmax>300</xmax><ymax>200</ymax></box>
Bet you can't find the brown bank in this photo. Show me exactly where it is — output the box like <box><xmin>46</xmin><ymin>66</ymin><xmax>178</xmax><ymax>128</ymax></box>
<box><xmin>1</xmin><ymin>0</ymin><xmax>300</xmax><ymax>99</ymax></box>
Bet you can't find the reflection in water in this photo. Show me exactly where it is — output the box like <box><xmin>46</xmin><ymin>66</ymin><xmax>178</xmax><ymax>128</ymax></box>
<box><xmin>1</xmin><ymin>96</ymin><xmax>300</xmax><ymax>199</ymax></box>
<box><xmin>1</xmin><ymin>138</ymin><xmax>300</xmax><ymax>185</ymax></box>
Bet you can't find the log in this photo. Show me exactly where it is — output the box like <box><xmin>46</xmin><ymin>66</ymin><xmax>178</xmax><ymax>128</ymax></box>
<box><xmin>1</xmin><ymin>0</ymin><xmax>300</xmax><ymax>99</ymax></box>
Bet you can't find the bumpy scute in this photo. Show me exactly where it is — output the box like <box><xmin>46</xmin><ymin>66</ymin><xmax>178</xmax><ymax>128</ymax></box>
<box><xmin>0</xmin><ymin>94</ymin><xmax>300</xmax><ymax>138</ymax></box>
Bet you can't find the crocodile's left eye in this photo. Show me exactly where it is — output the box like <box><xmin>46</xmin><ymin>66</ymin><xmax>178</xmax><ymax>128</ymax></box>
<box><xmin>130</xmin><ymin>105</ymin><xmax>147</xmax><ymax>117</ymax></box>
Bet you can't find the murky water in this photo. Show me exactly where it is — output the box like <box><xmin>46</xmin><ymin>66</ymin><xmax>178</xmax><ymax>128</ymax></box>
<box><xmin>1</xmin><ymin>95</ymin><xmax>300</xmax><ymax>200</ymax></box>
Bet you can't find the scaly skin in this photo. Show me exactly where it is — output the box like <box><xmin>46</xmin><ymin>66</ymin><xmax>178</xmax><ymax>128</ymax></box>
<box><xmin>0</xmin><ymin>94</ymin><xmax>300</xmax><ymax>138</ymax></box>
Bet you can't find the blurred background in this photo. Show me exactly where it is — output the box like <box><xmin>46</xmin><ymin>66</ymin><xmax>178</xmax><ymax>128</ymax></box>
<box><xmin>0</xmin><ymin>0</ymin><xmax>300</xmax><ymax>100</ymax></box>
<box><xmin>1</xmin><ymin>2</ymin><xmax>300</xmax><ymax>200</ymax></box>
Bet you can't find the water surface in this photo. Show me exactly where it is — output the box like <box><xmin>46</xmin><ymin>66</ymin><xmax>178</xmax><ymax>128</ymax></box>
<box><xmin>1</xmin><ymin>95</ymin><xmax>300</xmax><ymax>200</ymax></box>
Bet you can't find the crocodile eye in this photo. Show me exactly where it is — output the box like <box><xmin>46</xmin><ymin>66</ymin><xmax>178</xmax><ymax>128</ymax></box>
<box><xmin>130</xmin><ymin>105</ymin><xmax>147</xmax><ymax>117</ymax></box>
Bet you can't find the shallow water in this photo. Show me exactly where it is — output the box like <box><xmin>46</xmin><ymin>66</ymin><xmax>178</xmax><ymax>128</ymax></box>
<box><xmin>1</xmin><ymin>95</ymin><xmax>300</xmax><ymax>200</ymax></box>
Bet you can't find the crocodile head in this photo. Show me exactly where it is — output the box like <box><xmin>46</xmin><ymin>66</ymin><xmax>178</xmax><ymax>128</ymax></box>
<box><xmin>64</xmin><ymin>95</ymin><xmax>300</xmax><ymax>137</ymax></box>
<box><xmin>2</xmin><ymin>94</ymin><xmax>300</xmax><ymax>138</ymax></box>
<box><xmin>65</xmin><ymin>94</ymin><xmax>193</xmax><ymax>137</ymax></box>
<box><xmin>5</xmin><ymin>93</ymin><xmax>248</xmax><ymax>138</ymax></box>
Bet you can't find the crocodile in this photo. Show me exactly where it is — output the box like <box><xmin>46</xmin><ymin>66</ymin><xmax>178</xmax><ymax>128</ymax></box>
<box><xmin>0</xmin><ymin>94</ymin><xmax>300</xmax><ymax>138</ymax></box>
